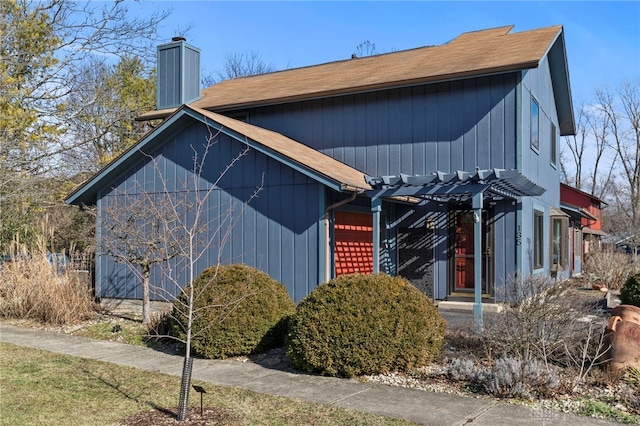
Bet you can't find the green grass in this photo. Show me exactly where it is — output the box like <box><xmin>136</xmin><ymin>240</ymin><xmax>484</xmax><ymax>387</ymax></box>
<box><xmin>0</xmin><ymin>342</ymin><xmax>415</xmax><ymax>426</ymax></box>
<box><xmin>75</xmin><ymin>320</ymin><xmax>149</xmax><ymax>346</ymax></box>
<box><xmin>578</xmin><ymin>400</ymin><xmax>639</xmax><ymax>424</ymax></box>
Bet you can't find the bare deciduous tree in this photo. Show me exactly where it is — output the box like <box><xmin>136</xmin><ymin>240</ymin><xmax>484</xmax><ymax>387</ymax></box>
<box><xmin>563</xmin><ymin>102</ymin><xmax>589</xmax><ymax>189</ymax></box>
<box><xmin>101</xmin><ymin>124</ymin><xmax>262</xmax><ymax>421</ymax></box>
<box><xmin>601</xmin><ymin>80</ymin><xmax>640</xmax><ymax>241</ymax></box>
<box><xmin>215</xmin><ymin>50</ymin><xmax>276</xmax><ymax>82</ymax></box>
<box><xmin>1</xmin><ymin>0</ymin><xmax>169</xmax><ymax>251</ymax></box>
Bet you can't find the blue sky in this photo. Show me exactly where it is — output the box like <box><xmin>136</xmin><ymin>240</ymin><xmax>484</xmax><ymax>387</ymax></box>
<box><xmin>132</xmin><ymin>1</ymin><xmax>639</xmax><ymax>103</ymax></box>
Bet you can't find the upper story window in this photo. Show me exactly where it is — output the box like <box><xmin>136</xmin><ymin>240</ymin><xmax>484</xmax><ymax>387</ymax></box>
<box><xmin>550</xmin><ymin>123</ymin><xmax>557</xmax><ymax>167</ymax></box>
<box><xmin>531</xmin><ymin>97</ymin><xmax>540</xmax><ymax>151</ymax></box>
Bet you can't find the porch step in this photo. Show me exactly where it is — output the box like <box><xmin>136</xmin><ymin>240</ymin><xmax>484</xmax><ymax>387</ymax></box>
<box><xmin>436</xmin><ymin>301</ymin><xmax>503</xmax><ymax>313</ymax></box>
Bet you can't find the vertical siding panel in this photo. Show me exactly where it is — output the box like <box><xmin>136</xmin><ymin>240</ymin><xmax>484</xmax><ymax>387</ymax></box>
<box><xmin>504</xmin><ymin>76</ymin><xmax>517</xmax><ymax>169</ymax></box>
<box><xmin>462</xmin><ymin>79</ymin><xmax>478</xmax><ymax>171</ymax></box>
<box><xmin>425</xmin><ymin>85</ymin><xmax>438</xmax><ymax>172</ymax></box>
<box><xmin>387</xmin><ymin>89</ymin><xmax>399</xmax><ymax>174</ymax></box>
<box><xmin>354</xmin><ymin>93</ymin><xmax>367</xmax><ymax>172</ymax></box>
<box><xmin>390</xmin><ymin>88</ymin><xmax>409</xmax><ymax>173</ymax></box>
<box><xmin>377</xmin><ymin>90</ymin><xmax>388</xmax><ymax>170</ymax></box>
<box><xmin>449</xmin><ymin>80</ymin><xmax>464</xmax><ymax>171</ymax></box>
<box><xmin>331</xmin><ymin>97</ymin><xmax>344</xmax><ymax>162</ymax></box>
<box><xmin>311</xmin><ymin>99</ymin><xmax>324</xmax><ymax>152</ymax></box>
<box><xmin>436</xmin><ymin>82</ymin><xmax>451</xmax><ymax>171</ymax></box>
<box><xmin>476</xmin><ymin>78</ymin><xmax>491</xmax><ymax>169</ymax></box>
<box><xmin>490</xmin><ymin>75</ymin><xmax>506</xmax><ymax>169</ymax></box>
<box><xmin>293</xmin><ymin>186</ymin><xmax>307</xmax><ymax>301</ymax></box>
<box><xmin>343</xmin><ymin>96</ymin><xmax>356</xmax><ymax>168</ymax></box>
<box><xmin>411</xmin><ymin>86</ymin><xmax>425</xmax><ymax>174</ymax></box>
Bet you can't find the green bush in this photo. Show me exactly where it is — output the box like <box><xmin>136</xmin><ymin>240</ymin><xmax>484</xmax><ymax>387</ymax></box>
<box><xmin>621</xmin><ymin>273</ymin><xmax>640</xmax><ymax>307</ymax></box>
<box><xmin>286</xmin><ymin>273</ymin><xmax>445</xmax><ymax>378</ymax></box>
<box><xmin>172</xmin><ymin>264</ymin><xmax>295</xmax><ymax>359</ymax></box>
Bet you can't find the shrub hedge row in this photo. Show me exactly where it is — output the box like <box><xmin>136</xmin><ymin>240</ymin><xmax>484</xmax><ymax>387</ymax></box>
<box><xmin>173</xmin><ymin>266</ymin><xmax>445</xmax><ymax>378</ymax></box>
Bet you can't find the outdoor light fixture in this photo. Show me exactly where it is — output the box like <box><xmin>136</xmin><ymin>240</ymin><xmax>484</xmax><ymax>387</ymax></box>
<box><xmin>192</xmin><ymin>385</ymin><xmax>207</xmax><ymax>416</ymax></box>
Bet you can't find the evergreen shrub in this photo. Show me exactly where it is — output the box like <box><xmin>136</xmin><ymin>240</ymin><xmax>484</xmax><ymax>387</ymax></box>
<box><xmin>620</xmin><ymin>273</ymin><xmax>640</xmax><ymax>307</ymax></box>
<box><xmin>172</xmin><ymin>264</ymin><xmax>295</xmax><ymax>359</ymax></box>
<box><xmin>286</xmin><ymin>273</ymin><xmax>445</xmax><ymax>378</ymax></box>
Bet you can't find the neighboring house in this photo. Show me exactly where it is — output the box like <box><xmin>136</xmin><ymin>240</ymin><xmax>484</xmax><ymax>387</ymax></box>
<box><xmin>560</xmin><ymin>183</ymin><xmax>607</xmax><ymax>275</ymax></box>
<box><xmin>66</xmin><ymin>25</ymin><xmax>575</xmax><ymax>305</ymax></box>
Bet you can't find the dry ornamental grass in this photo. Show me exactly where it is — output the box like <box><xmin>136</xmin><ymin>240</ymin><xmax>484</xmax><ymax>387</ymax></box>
<box><xmin>0</xmin><ymin>249</ymin><xmax>96</xmax><ymax>325</ymax></box>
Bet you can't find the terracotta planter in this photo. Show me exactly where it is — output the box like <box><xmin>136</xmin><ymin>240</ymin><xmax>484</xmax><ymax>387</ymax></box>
<box><xmin>605</xmin><ymin>314</ymin><xmax>640</xmax><ymax>371</ymax></box>
<box><xmin>611</xmin><ymin>304</ymin><xmax>640</xmax><ymax>327</ymax></box>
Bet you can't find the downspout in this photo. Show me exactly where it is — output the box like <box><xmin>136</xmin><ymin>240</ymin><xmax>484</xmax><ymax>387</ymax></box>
<box><xmin>324</xmin><ymin>190</ymin><xmax>360</xmax><ymax>282</ymax></box>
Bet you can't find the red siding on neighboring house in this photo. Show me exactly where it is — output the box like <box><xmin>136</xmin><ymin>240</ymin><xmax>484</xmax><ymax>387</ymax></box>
<box><xmin>334</xmin><ymin>211</ymin><xmax>373</xmax><ymax>276</ymax></box>
<box><xmin>560</xmin><ymin>183</ymin><xmax>605</xmax><ymax>230</ymax></box>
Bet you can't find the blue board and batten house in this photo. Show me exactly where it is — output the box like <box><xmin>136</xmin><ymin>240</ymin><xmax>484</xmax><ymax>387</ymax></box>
<box><xmin>67</xmin><ymin>25</ymin><xmax>575</xmax><ymax>307</ymax></box>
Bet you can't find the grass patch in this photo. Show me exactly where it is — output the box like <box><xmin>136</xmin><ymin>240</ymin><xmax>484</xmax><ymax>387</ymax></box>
<box><xmin>75</xmin><ymin>319</ymin><xmax>149</xmax><ymax>346</ymax></box>
<box><xmin>578</xmin><ymin>400</ymin><xmax>639</xmax><ymax>424</ymax></box>
<box><xmin>0</xmin><ymin>342</ymin><xmax>415</xmax><ymax>425</ymax></box>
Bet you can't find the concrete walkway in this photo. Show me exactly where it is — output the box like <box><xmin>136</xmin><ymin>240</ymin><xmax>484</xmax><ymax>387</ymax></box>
<box><xmin>0</xmin><ymin>323</ymin><xmax>618</xmax><ymax>426</ymax></box>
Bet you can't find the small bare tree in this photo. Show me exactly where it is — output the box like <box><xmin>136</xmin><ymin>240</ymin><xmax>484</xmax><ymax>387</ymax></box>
<box><xmin>353</xmin><ymin>40</ymin><xmax>377</xmax><ymax>58</ymax></box>
<box><xmin>101</xmin><ymin>123</ymin><xmax>262</xmax><ymax>421</ymax></box>
<box><xmin>101</xmin><ymin>193</ymin><xmax>182</xmax><ymax>325</ymax></box>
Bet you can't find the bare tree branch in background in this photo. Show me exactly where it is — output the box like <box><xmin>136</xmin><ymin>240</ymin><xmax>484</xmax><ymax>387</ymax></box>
<box><xmin>585</xmin><ymin>93</ymin><xmax>617</xmax><ymax>200</ymax></box>
<box><xmin>354</xmin><ymin>40</ymin><xmax>377</xmax><ymax>57</ymax></box>
<box><xmin>594</xmin><ymin>80</ymin><xmax>640</xmax><ymax>245</ymax></box>
<box><xmin>1</xmin><ymin>0</ymin><xmax>169</xmax><ymax>250</ymax></box>
<box><xmin>215</xmin><ymin>50</ymin><xmax>276</xmax><ymax>82</ymax></box>
<box><xmin>563</xmin><ymin>102</ymin><xmax>588</xmax><ymax>190</ymax></box>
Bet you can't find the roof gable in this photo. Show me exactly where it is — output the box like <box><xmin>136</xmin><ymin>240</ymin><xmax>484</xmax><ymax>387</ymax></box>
<box><xmin>66</xmin><ymin>106</ymin><xmax>370</xmax><ymax>206</ymax></box>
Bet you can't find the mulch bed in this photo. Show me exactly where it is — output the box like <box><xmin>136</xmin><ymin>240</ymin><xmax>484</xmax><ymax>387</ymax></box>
<box><xmin>118</xmin><ymin>407</ymin><xmax>239</xmax><ymax>425</ymax></box>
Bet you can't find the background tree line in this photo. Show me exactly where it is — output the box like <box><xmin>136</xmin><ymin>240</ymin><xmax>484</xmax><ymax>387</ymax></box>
<box><xmin>562</xmin><ymin>79</ymin><xmax>640</xmax><ymax>245</ymax></box>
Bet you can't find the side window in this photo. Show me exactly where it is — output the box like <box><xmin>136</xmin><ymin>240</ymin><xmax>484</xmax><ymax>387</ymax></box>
<box><xmin>550</xmin><ymin>216</ymin><xmax>569</xmax><ymax>271</ymax></box>
<box><xmin>531</xmin><ymin>97</ymin><xmax>540</xmax><ymax>151</ymax></box>
<box><xmin>550</xmin><ymin>123</ymin><xmax>557</xmax><ymax>167</ymax></box>
<box><xmin>534</xmin><ymin>209</ymin><xmax>544</xmax><ymax>269</ymax></box>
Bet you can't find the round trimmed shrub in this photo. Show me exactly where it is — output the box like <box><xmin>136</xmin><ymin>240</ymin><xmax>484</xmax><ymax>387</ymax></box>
<box><xmin>286</xmin><ymin>273</ymin><xmax>445</xmax><ymax>378</ymax></box>
<box><xmin>172</xmin><ymin>264</ymin><xmax>295</xmax><ymax>359</ymax></box>
<box><xmin>621</xmin><ymin>273</ymin><xmax>640</xmax><ymax>307</ymax></box>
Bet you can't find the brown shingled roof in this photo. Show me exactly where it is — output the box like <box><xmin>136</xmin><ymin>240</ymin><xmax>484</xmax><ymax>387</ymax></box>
<box><xmin>138</xmin><ymin>24</ymin><xmax>562</xmax><ymax>120</ymax></box>
<box><xmin>191</xmin><ymin>106</ymin><xmax>371</xmax><ymax>191</ymax></box>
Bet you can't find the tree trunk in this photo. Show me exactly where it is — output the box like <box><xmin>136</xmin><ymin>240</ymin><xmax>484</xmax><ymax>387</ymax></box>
<box><xmin>141</xmin><ymin>264</ymin><xmax>151</xmax><ymax>325</ymax></box>
<box><xmin>176</xmin><ymin>356</ymin><xmax>193</xmax><ymax>421</ymax></box>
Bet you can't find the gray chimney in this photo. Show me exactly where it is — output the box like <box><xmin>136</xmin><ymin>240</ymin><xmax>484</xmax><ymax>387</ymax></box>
<box><xmin>156</xmin><ymin>38</ymin><xmax>200</xmax><ymax>110</ymax></box>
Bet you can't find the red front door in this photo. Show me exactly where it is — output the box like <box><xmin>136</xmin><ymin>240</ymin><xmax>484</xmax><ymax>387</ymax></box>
<box><xmin>454</xmin><ymin>212</ymin><xmax>475</xmax><ymax>289</ymax></box>
<box><xmin>450</xmin><ymin>211</ymin><xmax>493</xmax><ymax>295</ymax></box>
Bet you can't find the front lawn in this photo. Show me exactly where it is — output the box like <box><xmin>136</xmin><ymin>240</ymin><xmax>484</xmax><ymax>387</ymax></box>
<box><xmin>0</xmin><ymin>342</ymin><xmax>415</xmax><ymax>425</ymax></box>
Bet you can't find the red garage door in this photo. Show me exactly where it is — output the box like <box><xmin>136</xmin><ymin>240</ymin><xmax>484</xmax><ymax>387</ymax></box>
<box><xmin>334</xmin><ymin>211</ymin><xmax>373</xmax><ymax>276</ymax></box>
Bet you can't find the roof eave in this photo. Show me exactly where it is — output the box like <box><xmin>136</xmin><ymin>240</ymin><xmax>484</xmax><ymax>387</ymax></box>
<box><xmin>547</xmin><ymin>29</ymin><xmax>576</xmax><ymax>136</ymax></box>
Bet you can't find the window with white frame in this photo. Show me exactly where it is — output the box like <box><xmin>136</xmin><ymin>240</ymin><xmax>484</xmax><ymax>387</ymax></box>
<box><xmin>534</xmin><ymin>209</ymin><xmax>544</xmax><ymax>269</ymax></box>
<box><xmin>531</xmin><ymin>97</ymin><xmax>540</xmax><ymax>151</ymax></box>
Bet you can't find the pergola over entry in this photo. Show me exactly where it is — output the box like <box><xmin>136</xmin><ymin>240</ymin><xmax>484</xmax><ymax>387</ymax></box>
<box><xmin>364</xmin><ymin>169</ymin><xmax>546</xmax><ymax>332</ymax></box>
